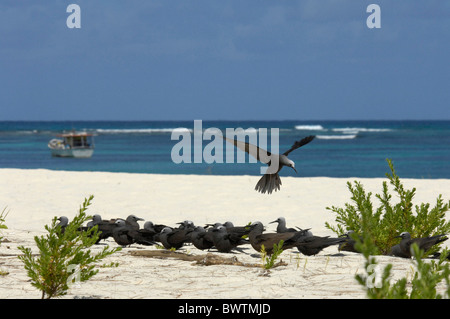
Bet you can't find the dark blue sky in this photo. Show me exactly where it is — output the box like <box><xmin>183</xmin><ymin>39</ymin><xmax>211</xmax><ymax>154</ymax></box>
<box><xmin>1</xmin><ymin>1</ymin><xmax>449</xmax><ymax>121</ymax></box>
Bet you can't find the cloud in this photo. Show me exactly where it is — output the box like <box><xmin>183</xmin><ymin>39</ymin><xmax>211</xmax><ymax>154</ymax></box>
<box><xmin>0</xmin><ymin>2</ymin><xmax>381</xmax><ymax>63</ymax></box>
<box><xmin>1</xmin><ymin>1</ymin><xmax>449</xmax><ymax>121</ymax></box>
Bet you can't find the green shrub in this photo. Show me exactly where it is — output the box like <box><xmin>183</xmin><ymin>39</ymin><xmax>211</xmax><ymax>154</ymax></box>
<box><xmin>0</xmin><ymin>207</ymin><xmax>8</xmax><ymax>244</ymax></box>
<box><xmin>261</xmin><ymin>240</ymin><xmax>284</xmax><ymax>269</ymax></box>
<box><xmin>356</xmin><ymin>243</ymin><xmax>450</xmax><ymax>299</ymax></box>
<box><xmin>325</xmin><ymin>159</ymin><xmax>450</xmax><ymax>256</ymax></box>
<box><xmin>18</xmin><ymin>195</ymin><xmax>121</xmax><ymax>299</ymax></box>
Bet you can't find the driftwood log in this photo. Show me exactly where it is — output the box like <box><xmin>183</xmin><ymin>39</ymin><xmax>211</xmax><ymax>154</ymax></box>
<box><xmin>129</xmin><ymin>250</ymin><xmax>287</xmax><ymax>268</ymax></box>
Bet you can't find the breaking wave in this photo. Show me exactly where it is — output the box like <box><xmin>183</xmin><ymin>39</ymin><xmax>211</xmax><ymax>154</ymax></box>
<box><xmin>332</xmin><ymin>127</ymin><xmax>392</xmax><ymax>134</ymax></box>
<box><xmin>316</xmin><ymin>134</ymin><xmax>357</xmax><ymax>140</ymax></box>
<box><xmin>95</xmin><ymin>128</ymin><xmax>193</xmax><ymax>134</ymax></box>
<box><xmin>294</xmin><ymin>125</ymin><xmax>325</xmax><ymax>131</ymax></box>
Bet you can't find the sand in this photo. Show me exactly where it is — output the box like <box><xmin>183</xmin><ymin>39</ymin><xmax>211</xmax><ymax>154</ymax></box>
<box><xmin>1</xmin><ymin>168</ymin><xmax>450</xmax><ymax>299</ymax></box>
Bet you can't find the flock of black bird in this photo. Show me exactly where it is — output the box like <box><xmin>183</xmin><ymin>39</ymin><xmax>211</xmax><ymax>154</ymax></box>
<box><xmin>52</xmin><ymin>135</ymin><xmax>448</xmax><ymax>260</ymax></box>
<box><xmin>55</xmin><ymin>215</ymin><xmax>449</xmax><ymax>259</ymax></box>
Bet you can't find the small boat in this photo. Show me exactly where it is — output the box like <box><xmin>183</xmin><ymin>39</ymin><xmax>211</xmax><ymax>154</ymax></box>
<box><xmin>48</xmin><ymin>131</ymin><xmax>95</xmax><ymax>158</ymax></box>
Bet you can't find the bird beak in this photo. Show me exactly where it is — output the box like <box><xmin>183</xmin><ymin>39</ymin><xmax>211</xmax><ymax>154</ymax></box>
<box><xmin>268</xmin><ymin>220</ymin><xmax>277</xmax><ymax>224</ymax></box>
<box><xmin>137</xmin><ymin>217</ymin><xmax>144</xmax><ymax>221</ymax></box>
<box><xmin>292</xmin><ymin>166</ymin><xmax>298</xmax><ymax>174</ymax></box>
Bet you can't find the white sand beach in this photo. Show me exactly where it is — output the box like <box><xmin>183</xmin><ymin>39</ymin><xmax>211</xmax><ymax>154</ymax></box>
<box><xmin>1</xmin><ymin>168</ymin><xmax>450</xmax><ymax>299</ymax></box>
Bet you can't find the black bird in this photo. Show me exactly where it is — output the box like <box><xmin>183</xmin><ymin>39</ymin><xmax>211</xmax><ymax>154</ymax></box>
<box><xmin>96</xmin><ymin>222</ymin><xmax>118</xmax><ymax>242</ymax></box>
<box><xmin>144</xmin><ymin>221</ymin><xmax>169</xmax><ymax>242</ymax></box>
<box><xmin>56</xmin><ymin>216</ymin><xmax>69</xmax><ymax>235</ymax></box>
<box><xmin>247</xmin><ymin>221</ymin><xmax>310</xmax><ymax>255</ymax></box>
<box><xmin>203</xmin><ymin>224</ymin><xmax>220</xmax><ymax>246</ymax></box>
<box><xmin>177</xmin><ymin>220</ymin><xmax>196</xmax><ymax>243</ymax></box>
<box><xmin>295</xmin><ymin>230</ymin><xmax>347</xmax><ymax>256</ymax></box>
<box><xmin>223</xmin><ymin>221</ymin><xmax>252</xmax><ymax>238</ymax></box>
<box><xmin>204</xmin><ymin>222</ymin><xmax>224</xmax><ymax>231</ymax></box>
<box><xmin>158</xmin><ymin>227</ymin><xmax>174</xmax><ymax>249</ymax></box>
<box><xmin>87</xmin><ymin>215</ymin><xmax>119</xmax><ymax>243</ymax></box>
<box><xmin>190</xmin><ymin>226</ymin><xmax>215</xmax><ymax>250</ymax></box>
<box><xmin>123</xmin><ymin>215</ymin><xmax>144</xmax><ymax>230</ymax></box>
<box><xmin>147</xmin><ymin>221</ymin><xmax>169</xmax><ymax>233</ymax></box>
<box><xmin>223</xmin><ymin>135</ymin><xmax>315</xmax><ymax>194</ymax></box>
<box><xmin>86</xmin><ymin>214</ymin><xmax>143</xmax><ymax>243</ymax></box>
<box><xmin>159</xmin><ymin>226</ymin><xmax>194</xmax><ymax>250</ymax></box>
<box><xmin>140</xmin><ymin>221</ymin><xmax>159</xmax><ymax>236</ymax></box>
<box><xmin>78</xmin><ymin>214</ymin><xmax>102</xmax><ymax>237</ymax></box>
<box><xmin>176</xmin><ymin>220</ymin><xmax>195</xmax><ymax>229</ymax></box>
<box><xmin>269</xmin><ymin>217</ymin><xmax>297</xmax><ymax>233</ymax></box>
<box><xmin>338</xmin><ymin>230</ymin><xmax>361</xmax><ymax>253</ymax></box>
<box><xmin>211</xmin><ymin>226</ymin><xmax>249</xmax><ymax>253</ymax></box>
<box><xmin>112</xmin><ymin>219</ymin><xmax>136</xmax><ymax>247</ymax></box>
<box><xmin>389</xmin><ymin>232</ymin><xmax>448</xmax><ymax>258</ymax></box>
<box><xmin>430</xmin><ymin>251</ymin><xmax>450</xmax><ymax>260</ymax></box>
<box><xmin>127</xmin><ymin>222</ymin><xmax>158</xmax><ymax>246</ymax></box>
<box><xmin>86</xmin><ymin>214</ymin><xmax>102</xmax><ymax>229</ymax></box>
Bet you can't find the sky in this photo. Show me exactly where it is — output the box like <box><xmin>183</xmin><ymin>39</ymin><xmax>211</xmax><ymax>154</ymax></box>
<box><xmin>0</xmin><ymin>0</ymin><xmax>449</xmax><ymax>121</ymax></box>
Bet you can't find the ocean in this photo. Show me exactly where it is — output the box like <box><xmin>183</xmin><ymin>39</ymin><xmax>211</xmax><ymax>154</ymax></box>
<box><xmin>0</xmin><ymin>120</ymin><xmax>449</xmax><ymax>179</ymax></box>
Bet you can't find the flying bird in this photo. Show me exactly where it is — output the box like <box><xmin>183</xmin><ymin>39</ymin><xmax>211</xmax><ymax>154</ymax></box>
<box><xmin>223</xmin><ymin>135</ymin><xmax>315</xmax><ymax>194</ymax></box>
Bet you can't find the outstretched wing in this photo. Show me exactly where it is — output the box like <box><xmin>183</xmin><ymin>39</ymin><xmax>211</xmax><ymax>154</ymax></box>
<box><xmin>223</xmin><ymin>136</ymin><xmax>271</xmax><ymax>164</ymax></box>
<box><xmin>282</xmin><ymin>135</ymin><xmax>315</xmax><ymax>156</ymax></box>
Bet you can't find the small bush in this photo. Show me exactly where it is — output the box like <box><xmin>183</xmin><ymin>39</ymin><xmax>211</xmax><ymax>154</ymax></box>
<box><xmin>261</xmin><ymin>240</ymin><xmax>284</xmax><ymax>269</ymax></box>
<box><xmin>325</xmin><ymin>159</ymin><xmax>450</xmax><ymax>256</ymax></box>
<box><xmin>0</xmin><ymin>207</ymin><xmax>8</xmax><ymax>244</ymax></box>
<box><xmin>356</xmin><ymin>243</ymin><xmax>450</xmax><ymax>299</ymax></box>
<box><xmin>18</xmin><ymin>195</ymin><xmax>121</xmax><ymax>299</ymax></box>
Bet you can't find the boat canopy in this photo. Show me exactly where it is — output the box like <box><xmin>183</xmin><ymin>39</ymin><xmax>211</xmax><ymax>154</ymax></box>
<box><xmin>54</xmin><ymin>131</ymin><xmax>95</xmax><ymax>149</ymax></box>
<box><xmin>55</xmin><ymin>132</ymin><xmax>95</xmax><ymax>137</ymax></box>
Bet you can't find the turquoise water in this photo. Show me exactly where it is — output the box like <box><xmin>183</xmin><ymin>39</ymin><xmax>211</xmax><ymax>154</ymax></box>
<box><xmin>0</xmin><ymin>120</ymin><xmax>449</xmax><ymax>178</ymax></box>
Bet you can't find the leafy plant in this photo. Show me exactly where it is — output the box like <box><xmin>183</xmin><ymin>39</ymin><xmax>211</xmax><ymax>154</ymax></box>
<box><xmin>356</xmin><ymin>243</ymin><xmax>450</xmax><ymax>299</ymax></box>
<box><xmin>18</xmin><ymin>195</ymin><xmax>121</xmax><ymax>299</ymax></box>
<box><xmin>261</xmin><ymin>240</ymin><xmax>284</xmax><ymax>269</ymax></box>
<box><xmin>0</xmin><ymin>207</ymin><xmax>8</xmax><ymax>244</ymax></box>
<box><xmin>325</xmin><ymin>159</ymin><xmax>450</xmax><ymax>256</ymax></box>
<box><xmin>0</xmin><ymin>208</ymin><xmax>8</xmax><ymax>276</ymax></box>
